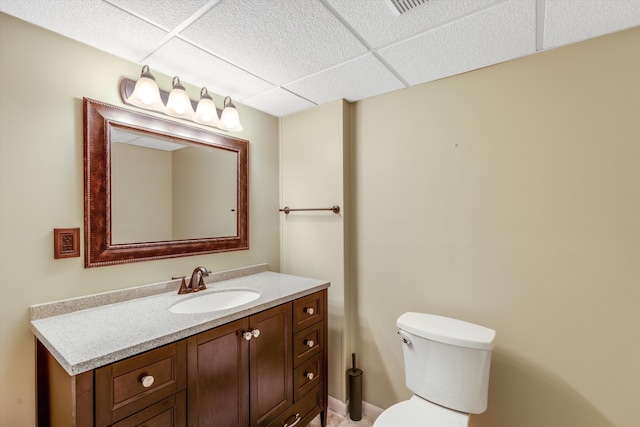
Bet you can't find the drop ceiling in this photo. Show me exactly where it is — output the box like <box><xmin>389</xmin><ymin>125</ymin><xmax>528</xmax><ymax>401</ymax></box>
<box><xmin>2</xmin><ymin>0</ymin><xmax>639</xmax><ymax>118</ymax></box>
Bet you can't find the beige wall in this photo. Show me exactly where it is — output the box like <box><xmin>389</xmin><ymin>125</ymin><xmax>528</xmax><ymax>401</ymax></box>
<box><xmin>0</xmin><ymin>13</ymin><xmax>280</xmax><ymax>427</ymax></box>
<box><xmin>280</xmin><ymin>100</ymin><xmax>352</xmax><ymax>401</ymax></box>
<box><xmin>111</xmin><ymin>142</ymin><xmax>173</xmax><ymax>243</ymax></box>
<box><xmin>352</xmin><ymin>27</ymin><xmax>639</xmax><ymax>427</ymax></box>
<box><xmin>172</xmin><ymin>145</ymin><xmax>238</xmax><ymax>239</ymax></box>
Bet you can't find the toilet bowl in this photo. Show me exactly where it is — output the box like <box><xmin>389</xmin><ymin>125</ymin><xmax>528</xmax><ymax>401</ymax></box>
<box><xmin>374</xmin><ymin>395</ymin><xmax>469</xmax><ymax>427</ymax></box>
<box><xmin>372</xmin><ymin>312</ymin><xmax>495</xmax><ymax>427</ymax></box>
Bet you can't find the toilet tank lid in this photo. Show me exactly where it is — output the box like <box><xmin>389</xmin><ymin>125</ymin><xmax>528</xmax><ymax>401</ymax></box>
<box><xmin>397</xmin><ymin>312</ymin><xmax>496</xmax><ymax>350</ymax></box>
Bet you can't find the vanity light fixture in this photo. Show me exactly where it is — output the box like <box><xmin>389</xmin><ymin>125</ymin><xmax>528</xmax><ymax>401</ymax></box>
<box><xmin>126</xmin><ymin>65</ymin><xmax>164</xmax><ymax>111</ymax></box>
<box><xmin>193</xmin><ymin>87</ymin><xmax>222</xmax><ymax>127</ymax></box>
<box><xmin>164</xmin><ymin>76</ymin><xmax>195</xmax><ymax>119</ymax></box>
<box><xmin>121</xmin><ymin>65</ymin><xmax>243</xmax><ymax>132</ymax></box>
<box><xmin>220</xmin><ymin>96</ymin><xmax>243</xmax><ymax>131</ymax></box>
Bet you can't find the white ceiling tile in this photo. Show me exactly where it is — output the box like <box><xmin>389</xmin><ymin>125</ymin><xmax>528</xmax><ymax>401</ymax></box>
<box><xmin>543</xmin><ymin>0</ymin><xmax>640</xmax><ymax>49</ymax></box>
<box><xmin>2</xmin><ymin>0</ymin><xmax>637</xmax><ymax>119</ymax></box>
<box><xmin>378</xmin><ymin>0</ymin><xmax>537</xmax><ymax>86</ymax></box>
<box><xmin>0</xmin><ymin>0</ymin><xmax>167</xmax><ymax>62</ymax></box>
<box><xmin>145</xmin><ymin>37</ymin><xmax>275</xmax><ymax>101</ymax></box>
<box><xmin>326</xmin><ymin>0</ymin><xmax>499</xmax><ymax>48</ymax></box>
<box><xmin>241</xmin><ymin>88</ymin><xmax>316</xmax><ymax>118</ymax></box>
<box><xmin>105</xmin><ymin>0</ymin><xmax>211</xmax><ymax>30</ymax></box>
<box><xmin>179</xmin><ymin>0</ymin><xmax>369</xmax><ymax>85</ymax></box>
<box><xmin>284</xmin><ymin>54</ymin><xmax>405</xmax><ymax>105</ymax></box>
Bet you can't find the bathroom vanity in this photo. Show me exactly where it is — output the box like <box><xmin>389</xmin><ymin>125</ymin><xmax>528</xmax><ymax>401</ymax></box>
<box><xmin>32</xmin><ymin>265</ymin><xmax>329</xmax><ymax>427</ymax></box>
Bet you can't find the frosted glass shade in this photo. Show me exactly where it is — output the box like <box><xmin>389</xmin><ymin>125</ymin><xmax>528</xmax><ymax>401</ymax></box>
<box><xmin>220</xmin><ymin>97</ymin><xmax>243</xmax><ymax>131</ymax></box>
<box><xmin>164</xmin><ymin>76</ymin><xmax>194</xmax><ymax>119</ymax></box>
<box><xmin>126</xmin><ymin>65</ymin><xmax>164</xmax><ymax>111</ymax></box>
<box><xmin>194</xmin><ymin>87</ymin><xmax>221</xmax><ymax>126</ymax></box>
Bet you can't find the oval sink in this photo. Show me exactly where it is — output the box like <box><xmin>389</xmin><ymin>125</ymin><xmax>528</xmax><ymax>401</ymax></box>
<box><xmin>169</xmin><ymin>290</ymin><xmax>260</xmax><ymax>314</ymax></box>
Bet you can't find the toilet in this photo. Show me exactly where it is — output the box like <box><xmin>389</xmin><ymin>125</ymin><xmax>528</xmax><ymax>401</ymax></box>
<box><xmin>373</xmin><ymin>312</ymin><xmax>496</xmax><ymax>426</ymax></box>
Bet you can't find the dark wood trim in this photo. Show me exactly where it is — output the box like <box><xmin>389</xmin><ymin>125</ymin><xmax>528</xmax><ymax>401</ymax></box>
<box><xmin>83</xmin><ymin>97</ymin><xmax>249</xmax><ymax>268</ymax></box>
<box><xmin>35</xmin><ymin>339</ymin><xmax>50</xmax><ymax>426</ymax></box>
<box><xmin>322</xmin><ymin>289</ymin><xmax>329</xmax><ymax>426</ymax></box>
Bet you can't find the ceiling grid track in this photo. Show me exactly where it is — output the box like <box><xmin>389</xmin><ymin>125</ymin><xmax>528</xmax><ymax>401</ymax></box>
<box><xmin>319</xmin><ymin>0</ymin><xmax>410</xmax><ymax>87</ymax></box>
<box><xmin>536</xmin><ymin>0</ymin><xmax>546</xmax><ymax>51</ymax></box>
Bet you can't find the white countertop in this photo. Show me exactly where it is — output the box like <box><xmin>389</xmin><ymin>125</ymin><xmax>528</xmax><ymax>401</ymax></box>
<box><xmin>31</xmin><ymin>265</ymin><xmax>329</xmax><ymax>376</ymax></box>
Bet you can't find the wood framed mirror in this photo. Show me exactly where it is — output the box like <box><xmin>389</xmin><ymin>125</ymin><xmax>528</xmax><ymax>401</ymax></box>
<box><xmin>83</xmin><ymin>98</ymin><xmax>248</xmax><ymax>268</ymax></box>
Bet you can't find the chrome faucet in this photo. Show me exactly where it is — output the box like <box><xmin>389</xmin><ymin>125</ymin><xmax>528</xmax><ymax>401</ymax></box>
<box><xmin>174</xmin><ymin>266</ymin><xmax>211</xmax><ymax>294</ymax></box>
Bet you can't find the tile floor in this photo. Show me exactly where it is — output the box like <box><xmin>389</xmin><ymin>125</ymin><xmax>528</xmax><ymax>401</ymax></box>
<box><xmin>309</xmin><ymin>409</ymin><xmax>374</xmax><ymax>427</ymax></box>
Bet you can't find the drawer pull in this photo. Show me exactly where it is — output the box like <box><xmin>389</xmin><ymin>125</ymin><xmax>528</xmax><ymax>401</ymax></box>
<box><xmin>283</xmin><ymin>413</ymin><xmax>301</xmax><ymax>427</ymax></box>
<box><xmin>305</xmin><ymin>372</ymin><xmax>314</xmax><ymax>380</ymax></box>
<box><xmin>305</xmin><ymin>307</ymin><xmax>314</xmax><ymax>315</ymax></box>
<box><xmin>140</xmin><ymin>374</ymin><xmax>155</xmax><ymax>388</ymax></box>
<box><xmin>304</xmin><ymin>339</ymin><xmax>314</xmax><ymax>348</ymax></box>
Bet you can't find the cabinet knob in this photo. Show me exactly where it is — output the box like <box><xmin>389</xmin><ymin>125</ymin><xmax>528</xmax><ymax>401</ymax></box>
<box><xmin>304</xmin><ymin>339</ymin><xmax>314</xmax><ymax>348</ymax></box>
<box><xmin>305</xmin><ymin>307</ymin><xmax>314</xmax><ymax>315</ymax></box>
<box><xmin>305</xmin><ymin>372</ymin><xmax>314</xmax><ymax>380</ymax></box>
<box><xmin>243</xmin><ymin>329</ymin><xmax>260</xmax><ymax>340</ymax></box>
<box><xmin>140</xmin><ymin>375</ymin><xmax>155</xmax><ymax>388</ymax></box>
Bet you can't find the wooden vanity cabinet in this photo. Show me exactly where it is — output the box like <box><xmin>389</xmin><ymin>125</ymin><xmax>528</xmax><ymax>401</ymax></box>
<box><xmin>95</xmin><ymin>341</ymin><xmax>187</xmax><ymax>427</ymax></box>
<box><xmin>186</xmin><ymin>318</ymin><xmax>249</xmax><ymax>426</ymax></box>
<box><xmin>266</xmin><ymin>291</ymin><xmax>327</xmax><ymax>427</ymax></box>
<box><xmin>36</xmin><ymin>289</ymin><xmax>328</xmax><ymax>427</ymax></box>
<box><xmin>188</xmin><ymin>291</ymin><xmax>329</xmax><ymax>427</ymax></box>
<box><xmin>36</xmin><ymin>339</ymin><xmax>187</xmax><ymax>427</ymax></box>
<box><xmin>248</xmin><ymin>303</ymin><xmax>293</xmax><ymax>426</ymax></box>
<box><xmin>187</xmin><ymin>302</ymin><xmax>292</xmax><ymax>427</ymax></box>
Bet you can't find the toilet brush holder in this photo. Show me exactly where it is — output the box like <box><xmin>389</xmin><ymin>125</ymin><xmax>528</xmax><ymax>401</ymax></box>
<box><xmin>348</xmin><ymin>353</ymin><xmax>363</xmax><ymax>421</ymax></box>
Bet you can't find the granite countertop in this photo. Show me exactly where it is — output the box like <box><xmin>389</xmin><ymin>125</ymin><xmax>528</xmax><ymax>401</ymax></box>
<box><xmin>30</xmin><ymin>264</ymin><xmax>329</xmax><ymax>376</ymax></box>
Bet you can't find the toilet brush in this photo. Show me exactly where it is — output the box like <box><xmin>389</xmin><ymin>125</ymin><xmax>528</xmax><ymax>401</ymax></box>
<box><xmin>348</xmin><ymin>352</ymin><xmax>363</xmax><ymax>421</ymax></box>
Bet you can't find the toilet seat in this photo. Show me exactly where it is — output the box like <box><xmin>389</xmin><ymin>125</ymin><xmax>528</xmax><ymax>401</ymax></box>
<box><xmin>373</xmin><ymin>395</ymin><xmax>469</xmax><ymax>427</ymax></box>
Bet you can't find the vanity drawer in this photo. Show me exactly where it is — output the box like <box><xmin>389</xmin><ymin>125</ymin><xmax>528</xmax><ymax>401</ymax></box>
<box><xmin>293</xmin><ymin>321</ymin><xmax>324</xmax><ymax>366</ymax></box>
<box><xmin>293</xmin><ymin>291</ymin><xmax>325</xmax><ymax>332</ymax></box>
<box><xmin>293</xmin><ymin>353</ymin><xmax>323</xmax><ymax>402</ymax></box>
<box><xmin>111</xmin><ymin>391</ymin><xmax>186</xmax><ymax>427</ymax></box>
<box><xmin>95</xmin><ymin>341</ymin><xmax>187</xmax><ymax>427</ymax></box>
<box><xmin>266</xmin><ymin>384</ymin><xmax>323</xmax><ymax>427</ymax></box>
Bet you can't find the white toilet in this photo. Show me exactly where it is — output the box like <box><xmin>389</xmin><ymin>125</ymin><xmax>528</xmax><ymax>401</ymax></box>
<box><xmin>373</xmin><ymin>312</ymin><xmax>496</xmax><ymax>426</ymax></box>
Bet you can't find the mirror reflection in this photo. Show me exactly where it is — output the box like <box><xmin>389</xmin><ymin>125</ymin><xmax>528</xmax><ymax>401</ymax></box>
<box><xmin>110</xmin><ymin>127</ymin><xmax>238</xmax><ymax>244</ymax></box>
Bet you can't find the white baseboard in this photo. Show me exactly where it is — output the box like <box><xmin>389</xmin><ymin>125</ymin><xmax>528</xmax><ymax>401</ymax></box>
<box><xmin>328</xmin><ymin>396</ymin><xmax>384</xmax><ymax>421</ymax></box>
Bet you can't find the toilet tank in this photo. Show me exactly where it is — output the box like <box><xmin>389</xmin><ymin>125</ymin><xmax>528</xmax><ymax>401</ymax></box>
<box><xmin>397</xmin><ymin>312</ymin><xmax>496</xmax><ymax>414</ymax></box>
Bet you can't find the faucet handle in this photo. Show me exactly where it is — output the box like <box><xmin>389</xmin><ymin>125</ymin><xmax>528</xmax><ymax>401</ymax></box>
<box><xmin>172</xmin><ymin>276</ymin><xmax>191</xmax><ymax>294</ymax></box>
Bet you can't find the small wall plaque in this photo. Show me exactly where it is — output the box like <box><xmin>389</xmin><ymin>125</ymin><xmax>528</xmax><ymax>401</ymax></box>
<box><xmin>54</xmin><ymin>228</ymin><xmax>80</xmax><ymax>259</ymax></box>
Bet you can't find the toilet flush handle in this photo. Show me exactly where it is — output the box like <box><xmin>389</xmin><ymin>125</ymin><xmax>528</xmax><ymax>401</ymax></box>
<box><xmin>398</xmin><ymin>330</ymin><xmax>412</xmax><ymax>345</ymax></box>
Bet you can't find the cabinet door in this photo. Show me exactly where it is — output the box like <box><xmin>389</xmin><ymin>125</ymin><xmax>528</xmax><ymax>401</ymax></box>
<box><xmin>187</xmin><ymin>318</ymin><xmax>249</xmax><ymax>427</ymax></box>
<box><xmin>249</xmin><ymin>303</ymin><xmax>293</xmax><ymax>427</ymax></box>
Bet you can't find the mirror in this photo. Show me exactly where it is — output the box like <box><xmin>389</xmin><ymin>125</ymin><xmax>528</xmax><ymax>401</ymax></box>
<box><xmin>83</xmin><ymin>98</ymin><xmax>248</xmax><ymax>268</ymax></box>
